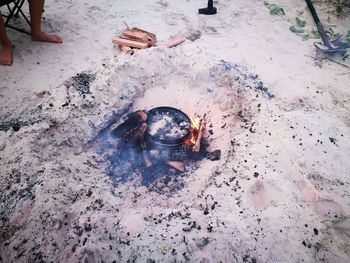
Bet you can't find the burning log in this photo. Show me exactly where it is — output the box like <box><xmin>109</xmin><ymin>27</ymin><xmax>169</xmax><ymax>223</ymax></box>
<box><xmin>137</xmin><ymin>111</ymin><xmax>148</xmax><ymax>121</ymax></box>
<box><xmin>167</xmin><ymin>161</ymin><xmax>185</xmax><ymax>172</ymax></box>
<box><xmin>107</xmin><ymin>107</ymin><xmax>216</xmax><ymax>191</ymax></box>
<box><xmin>111</xmin><ymin>111</ymin><xmax>147</xmax><ymax>139</ymax></box>
<box><xmin>126</xmin><ymin>123</ymin><xmax>147</xmax><ymax>143</ymax></box>
<box><xmin>192</xmin><ymin>119</ymin><xmax>205</xmax><ymax>153</ymax></box>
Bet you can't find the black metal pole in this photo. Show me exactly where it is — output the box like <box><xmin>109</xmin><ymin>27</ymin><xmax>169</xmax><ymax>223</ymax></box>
<box><xmin>305</xmin><ymin>0</ymin><xmax>330</xmax><ymax>47</ymax></box>
<box><xmin>199</xmin><ymin>0</ymin><xmax>217</xmax><ymax>15</ymax></box>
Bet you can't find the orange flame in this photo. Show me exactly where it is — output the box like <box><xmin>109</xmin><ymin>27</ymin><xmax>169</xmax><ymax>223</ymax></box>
<box><xmin>186</xmin><ymin>116</ymin><xmax>201</xmax><ymax>145</ymax></box>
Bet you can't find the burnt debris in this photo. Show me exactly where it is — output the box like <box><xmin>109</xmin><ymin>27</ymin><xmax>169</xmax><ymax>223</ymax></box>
<box><xmin>210</xmin><ymin>60</ymin><xmax>274</xmax><ymax>99</ymax></box>
<box><xmin>65</xmin><ymin>72</ymin><xmax>96</xmax><ymax>95</ymax></box>
<box><xmin>207</xmin><ymin>149</ymin><xmax>221</xmax><ymax>161</ymax></box>
<box><xmin>104</xmin><ymin>107</ymin><xmax>220</xmax><ymax>193</ymax></box>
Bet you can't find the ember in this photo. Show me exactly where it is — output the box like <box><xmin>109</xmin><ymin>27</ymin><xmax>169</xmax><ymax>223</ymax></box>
<box><xmin>107</xmin><ymin>107</ymin><xmax>219</xmax><ymax>193</ymax></box>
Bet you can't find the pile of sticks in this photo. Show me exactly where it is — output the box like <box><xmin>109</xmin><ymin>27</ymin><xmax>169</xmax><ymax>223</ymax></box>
<box><xmin>112</xmin><ymin>23</ymin><xmax>157</xmax><ymax>54</ymax></box>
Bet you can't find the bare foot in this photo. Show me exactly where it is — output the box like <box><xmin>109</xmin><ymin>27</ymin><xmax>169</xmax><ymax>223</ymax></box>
<box><xmin>31</xmin><ymin>32</ymin><xmax>62</xmax><ymax>43</ymax></box>
<box><xmin>0</xmin><ymin>44</ymin><xmax>13</xmax><ymax>66</ymax></box>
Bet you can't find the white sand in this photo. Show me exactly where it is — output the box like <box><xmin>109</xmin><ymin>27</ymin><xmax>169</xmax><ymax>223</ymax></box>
<box><xmin>1</xmin><ymin>0</ymin><xmax>350</xmax><ymax>262</ymax></box>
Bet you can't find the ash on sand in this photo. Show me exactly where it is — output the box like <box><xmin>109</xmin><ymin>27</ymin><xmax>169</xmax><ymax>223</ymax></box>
<box><xmin>64</xmin><ymin>72</ymin><xmax>96</xmax><ymax>95</ymax></box>
<box><xmin>0</xmin><ymin>56</ymin><xmax>277</xmax><ymax>262</ymax></box>
<box><xmin>87</xmin><ymin>60</ymin><xmax>273</xmax><ymax>196</ymax></box>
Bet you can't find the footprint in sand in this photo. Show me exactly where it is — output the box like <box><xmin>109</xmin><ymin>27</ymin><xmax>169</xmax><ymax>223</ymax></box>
<box><xmin>247</xmin><ymin>180</ymin><xmax>268</xmax><ymax>210</ymax></box>
<box><xmin>314</xmin><ymin>197</ymin><xmax>343</xmax><ymax>219</ymax></box>
<box><xmin>302</xmin><ymin>185</ymin><xmax>343</xmax><ymax>219</ymax></box>
<box><xmin>302</xmin><ymin>185</ymin><xmax>319</xmax><ymax>202</ymax></box>
<box><xmin>157</xmin><ymin>0</ymin><xmax>169</xmax><ymax>9</ymax></box>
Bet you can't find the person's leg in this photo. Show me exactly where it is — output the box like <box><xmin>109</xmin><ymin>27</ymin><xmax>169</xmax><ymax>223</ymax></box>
<box><xmin>28</xmin><ymin>0</ymin><xmax>62</xmax><ymax>43</ymax></box>
<box><xmin>0</xmin><ymin>15</ymin><xmax>13</xmax><ymax>66</ymax></box>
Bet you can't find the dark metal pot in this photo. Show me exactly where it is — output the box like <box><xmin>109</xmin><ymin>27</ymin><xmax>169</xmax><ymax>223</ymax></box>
<box><xmin>145</xmin><ymin>106</ymin><xmax>191</xmax><ymax>147</ymax></box>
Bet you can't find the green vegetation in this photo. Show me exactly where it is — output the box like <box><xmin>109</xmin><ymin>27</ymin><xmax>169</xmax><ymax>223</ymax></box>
<box><xmin>289</xmin><ymin>20</ymin><xmax>349</xmax><ymax>60</ymax></box>
<box><xmin>325</xmin><ymin>27</ymin><xmax>341</xmax><ymax>38</ymax></box>
<box><xmin>264</xmin><ymin>1</ymin><xmax>349</xmax><ymax>60</ymax></box>
<box><xmin>264</xmin><ymin>1</ymin><xmax>285</xmax><ymax>16</ymax></box>
<box><xmin>322</xmin><ymin>216</ymin><xmax>350</xmax><ymax>232</ymax></box>
<box><xmin>290</xmin><ymin>26</ymin><xmax>305</xmax><ymax>34</ymax></box>
<box><xmin>335</xmin><ymin>4</ymin><xmax>344</xmax><ymax>15</ymax></box>
<box><xmin>296</xmin><ymin>17</ymin><xmax>306</xmax><ymax>28</ymax></box>
<box><xmin>289</xmin><ymin>17</ymin><xmax>306</xmax><ymax>34</ymax></box>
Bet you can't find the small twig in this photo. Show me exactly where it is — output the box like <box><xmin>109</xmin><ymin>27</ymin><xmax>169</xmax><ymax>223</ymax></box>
<box><xmin>167</xmin><ymin>161</ymin><xmax>185</xmax><ymax>172</ymax></box>
<box><xmin>308</xmin><ymin>55</ymin><xmax>350</xmax><ymax>69</ymax></box>
<box><xmin>143</xmin><ymin>151</ymin><xmax>152</xmax><ymax>168</ymax></box>
<box><xmin>333</xmin><ymin>226</ymin><xmax>350</xmax><ymax>231</ymax></box>
<box><xmin>321</xmin><ymin>215</ymin><xmax>350</xmax><ymax>229</ymax></box>
<box><xmin>123</xmin><ymin>21</ymin><xmax>130</xmax><ymax>30</ymax></box>
<box><xmin>193</xmin><ymin>119</ymin><xmax>205</xmax><ymax>153</ymax></box>
<box><xmin>233</xmin><ymin>112</ymin><xmax>244</xmax><ymax>122</ymax></box>
<box><xmin>325</xmin><ymin>57</ymin><xmax>350</xmax><ymax>69</ymax></box>
<box><xmin>137</xmin><ymin>110</ymin><xmax>148</xmax><ymax>121</ymax></box>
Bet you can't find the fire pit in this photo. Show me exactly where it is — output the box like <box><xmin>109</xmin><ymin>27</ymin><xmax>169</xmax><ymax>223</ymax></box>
<box><xmin>107</xmin><ymin>106</ymin><xmax>216</xmax><ymax>193</ymax></box>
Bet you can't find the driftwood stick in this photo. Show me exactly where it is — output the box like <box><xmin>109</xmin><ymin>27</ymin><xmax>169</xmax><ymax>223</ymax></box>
<box><xmin>307</xmin><ymin>55</ymin><xmax>350</xmax><ymax>70</ymax></box>
<box><xmin>138</xmin><ymin>122</ymin><xmax>151</xmax><ymax>167</ymax></box>
<box><xmin>123</xmin><ymin>21</ymin><xmax>130</xmax><ymax>30</ymax></box>
<box><xmin>137</xmin><ymin>110</ymin><xmax>148</xmax><ymax>121</ymax></box>
<box><xmin>233</xmin><ymin>112</ymin><xmax>244</xmax><ymax>122</ymax></box>
<box><xmin>139</xmin><ymin>123</ymin><xmax>148</xmax><ymax>150</ymax></box>
<box><xmin>126</xmin><ymin>123</ymin><xmax>147</xmax><ymax>143</ymax></box>
<box><xmin>193</xmin><ymin>120</ymin><xmax>205</xmax><ymax>153</ymax></box>
<box><xmin>137</xmin><ymin>123</ymin><xmax>148</xmax><ymax>137</ymax></box>
<box><xmin>119</xmin><ymin>45</ymin><xmax>134</xmax><ymax>55</ymax></box>
<box><xmin>143</xmin><ymin>151</ymin><xmax>152</xmax><ymax>168</ymax></box>
<box><xmin>325</xmin><ymin>57</ymin><xmax>350</xmax><ymax>69</ymax></box>
<box><xmin>122</xmin><ymin>30</ymin><xmax>149</xmax><ymax>43</ymax></box>
<box><xmin>163</xmin><ymin>36</ymin><xmax>185</xmax><ymax>48</ymax></box>
<box><xmin>131</xmin><ymin>27</ymin><xmax>156</xmax><ymax>39</ymax></box>
<box><xmin>130</xmin><ymin>27</ymin><xmax>157</xmax><ymax>46</ymax></box>
<box><xmin>112</xmin><ymin>37</ymin><xmax>148</xmax><ymax>49</ymax></box>
<box><xmin>167</xmin><ymin>161</ymin><xmax>185</xmax><ymax>172</ymax></box>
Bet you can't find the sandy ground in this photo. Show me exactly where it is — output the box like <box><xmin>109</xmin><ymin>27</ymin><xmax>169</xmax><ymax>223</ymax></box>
<box><xmin>1</xmin><ymin>0</ymin><xmax>350</xmax><ymax>262</ymax></box>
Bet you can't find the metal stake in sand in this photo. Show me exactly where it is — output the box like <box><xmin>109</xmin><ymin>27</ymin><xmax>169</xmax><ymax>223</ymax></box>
<box><xmin>199</xmin><ymin>0</ymin><xmax>217</xmax><ymax>15</ymax></box>
<box><xmin>305</xmin><ymin>0</ymin><xmax>349</xmax><ymax>54</ymax></box>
